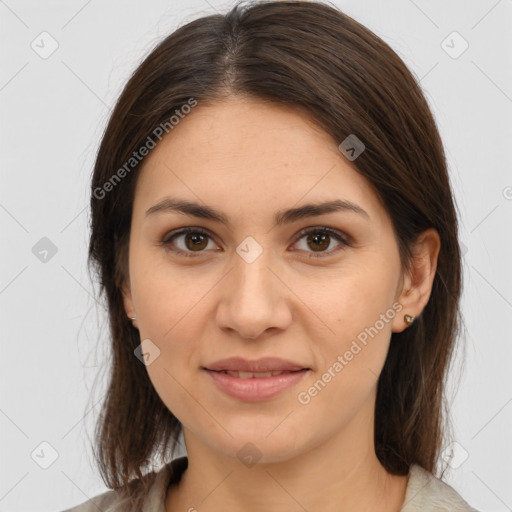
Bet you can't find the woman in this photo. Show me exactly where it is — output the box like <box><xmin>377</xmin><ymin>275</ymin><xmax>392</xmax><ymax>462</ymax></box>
<box><xmin>63</xmin><ymin>1</ymin><xmax>478</xmax><ymax>510</ymax></box>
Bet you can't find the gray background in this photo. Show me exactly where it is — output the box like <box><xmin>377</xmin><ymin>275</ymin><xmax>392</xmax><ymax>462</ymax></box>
<box><xmin>1</xmin><ymin>0</ymin><xmax>511</xmax><ymax>511</ymax></box>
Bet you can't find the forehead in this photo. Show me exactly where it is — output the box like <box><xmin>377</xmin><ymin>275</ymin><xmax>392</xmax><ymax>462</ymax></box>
<box><xmin>133</xmin><ymin>97</ymin><xmax>386</xmax><ymax>227</ymax></box>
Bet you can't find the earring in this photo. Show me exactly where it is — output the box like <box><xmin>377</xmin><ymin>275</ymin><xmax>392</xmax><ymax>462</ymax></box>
<box><xmin>129</xmin><ymin>316</ymin><xmax>136</xmax><ymax>321</ymax></box>
<box><xmin>404</xmin><ymin>314</ymin><xmax>415</xmax><ymax>326</ymax></box>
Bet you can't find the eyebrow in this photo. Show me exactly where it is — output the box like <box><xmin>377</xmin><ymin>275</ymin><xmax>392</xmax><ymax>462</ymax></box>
<box><xmin>145</xmin><ymin>197</ymin><xmax>370</xmax><ymax>227</ymax></box>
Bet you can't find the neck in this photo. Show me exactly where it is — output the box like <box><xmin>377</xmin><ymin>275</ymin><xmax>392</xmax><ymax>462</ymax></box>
<box><xmin>166</xmin><ymin>404</ymin><xmax>408</xmax><ymax>512</ymax></box>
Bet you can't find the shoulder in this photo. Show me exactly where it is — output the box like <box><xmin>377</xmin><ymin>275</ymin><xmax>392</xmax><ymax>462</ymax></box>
<box><xmin>401</xmin><ymin>464</ymin><xmax>479</xmax><ymax>512</ymax></box>
<box><xmin>60</xmin><ymin>489</ymin><xmax>119</xmax><ymax>512</ymax></box>
<box><xmin>59</xmin><ymin>457</ymin><xmax>188</xmax><ymax>512</ymax></box>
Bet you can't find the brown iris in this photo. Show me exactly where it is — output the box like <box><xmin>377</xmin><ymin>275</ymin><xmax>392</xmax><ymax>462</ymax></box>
<box><xmin>307</xmin><ymin>232</ymin><xmax>330</xmax><ymax>252</ymax></box>
<box><xmin>184</xmin><ymin>232</ymin><xmax>208</xmax><ymax>251</ymax></box>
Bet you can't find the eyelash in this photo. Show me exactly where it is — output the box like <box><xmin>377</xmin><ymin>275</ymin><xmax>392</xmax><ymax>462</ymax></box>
<box><xmin>161</xmin><ymin>226</ymin><xmax>350</xmax><ymax>259</ymax></box>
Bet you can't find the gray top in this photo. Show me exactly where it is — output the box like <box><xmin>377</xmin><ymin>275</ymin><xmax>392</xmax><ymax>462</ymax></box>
<box><xmin>60</xmin><ymin>456</ymin><xmax>479</xmax><ymax>512</ymax></box>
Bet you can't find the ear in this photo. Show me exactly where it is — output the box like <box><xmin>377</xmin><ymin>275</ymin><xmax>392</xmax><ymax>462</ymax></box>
<box><xmin>121</xmin><ymin>280</ymin><xmax>138</xmax><ymax>329</ymax></box>
<box><xmin>392</xmin><ymin>228</ymin><xmax>441</xmax><ymax>333</ymax></box>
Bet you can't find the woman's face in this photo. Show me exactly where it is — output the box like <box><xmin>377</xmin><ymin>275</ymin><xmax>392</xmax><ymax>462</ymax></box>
<box><xmin>122</xmin><ymin>96</ymin><xmax>414</xmax><ymax>464</ymax></box>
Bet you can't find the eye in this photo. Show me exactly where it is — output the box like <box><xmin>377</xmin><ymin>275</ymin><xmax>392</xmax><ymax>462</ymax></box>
<box><xmin>161</xmin><ymin>227</ymin><xmax>218</xmax><ymax>258</ymax></box>
<box><xmin>292</xmin><ymin>226</ymin><xmax>349</xmax><ymax>258</ymax></box>
<box><xmin>161</xmin><ymin>226</ymin><xmax>350</xmax><ymax>258</ymax></box>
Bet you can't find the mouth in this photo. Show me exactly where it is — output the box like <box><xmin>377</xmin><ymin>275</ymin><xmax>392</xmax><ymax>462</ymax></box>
<box><xmin>202</xmin><ymin>368</ymin><xmax>311</xmax><ymax>401</ymax></box>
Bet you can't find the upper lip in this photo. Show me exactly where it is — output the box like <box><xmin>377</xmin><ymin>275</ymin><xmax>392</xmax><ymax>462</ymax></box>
<box><xmin>204</xmin><ymin>357</ymin><xmax>310</xmax><ymax>373</ymax></box>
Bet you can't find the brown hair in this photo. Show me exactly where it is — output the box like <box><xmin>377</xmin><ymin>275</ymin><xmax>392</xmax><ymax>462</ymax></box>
<box><xmin>86</xmin><ymin>0</ymin><xmax>464</xmax><ymax>505</ymax></box>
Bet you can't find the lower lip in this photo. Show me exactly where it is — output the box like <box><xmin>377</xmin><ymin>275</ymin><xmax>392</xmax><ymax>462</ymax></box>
<box><xmin>204</xmin><ymin>369</ymin><xmax>310</xmax><ymax>401</ymax></box>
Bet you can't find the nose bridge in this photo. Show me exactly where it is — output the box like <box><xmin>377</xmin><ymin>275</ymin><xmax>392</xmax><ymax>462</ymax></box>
<box><xmin>237</xmin><ymin>250</ymin><xmax>273</xmax><ymax>294</ymax></box>
<box><xmin>232</xmin><ymin>233</ymin><xmax>274</xmax><ymax>289</ymax></box>
<box><xmin>216</xmin><ymin>238</ymin><xmax>290</xmax><ymax>339</ymax></box>
<box><xmin>232</xmin><ymin>241</ymin><xmax>277</xmax><ymax>310</ymax></box>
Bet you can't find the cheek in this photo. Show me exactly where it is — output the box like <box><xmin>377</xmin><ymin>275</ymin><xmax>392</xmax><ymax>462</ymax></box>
<box><xmin>299</xmin><ymin>268</ymin><xmax>396</xmax><ymax>396</ymax></box>
<box><xmin>303</xmin><ymin>265</ymin><xmax>396</xmax><ymax>342</ymax></box>
<box><xmin>130</xmin><ymin>261</ymin><xmax>214</xmax><ymax>410</ymax></box>
<box><xmin>131</xmin><ymin>253</ymin><xmax>213</xmax><ymax>336</ymax></box>
<box><xmin>139</xmin><ymin>309</ymin><xmax>205</xmax><ymax>428</ymax></box>
<box><xmin>295</xmin><ymin>311</ymin><xmax>393</xmax><ymax>430</ymax></box>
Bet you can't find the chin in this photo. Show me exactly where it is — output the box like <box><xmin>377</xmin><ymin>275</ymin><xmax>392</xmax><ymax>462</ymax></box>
<box><xmin>204</xmin><ymin>426</ymin><xmax>306</xmax><ymax>466</ymax></box>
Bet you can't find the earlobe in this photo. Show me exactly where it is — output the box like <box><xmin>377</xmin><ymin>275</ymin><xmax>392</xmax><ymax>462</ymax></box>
<box><xmin>121</xmin><ymin>282</ymin><xmax>136</xmax><ymax>320</ymax></box>
<box><xmin>393</xmin><ymin>282</ymin><xmax>419</xmax><ymax>333</ymax></box>
<box><xmin>122</xmin><ymin>285</ymin><xmax>139</xmax><ymax>329</ymax></box>
<box><xmin>392</xmin><ymin>228</ymin><xmax>441</xmax><ymax>333</ymax></box>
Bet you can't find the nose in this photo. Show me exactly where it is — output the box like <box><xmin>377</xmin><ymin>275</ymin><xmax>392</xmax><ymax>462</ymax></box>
<box><xmin>215</xmin><ymin>248</ymin><xmax>293</xmax><ymax>340</ymax></box>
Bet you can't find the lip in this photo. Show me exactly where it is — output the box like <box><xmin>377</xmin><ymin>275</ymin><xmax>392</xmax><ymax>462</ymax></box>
<box><xmin>203</xmin><ymin>368</ymin><xmax>310</xmax><ymax>401</ymax></box>
<box><xmin>204</xmin><ymin>356</ymin><xmax>310</xmax><ymax>373</ymax></box>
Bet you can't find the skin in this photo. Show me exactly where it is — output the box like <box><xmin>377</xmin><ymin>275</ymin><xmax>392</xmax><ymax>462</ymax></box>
<box><xmin>122</xmin><ymin>96</ymin><xmax>440</xmax><ymax>512</ymax></box>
